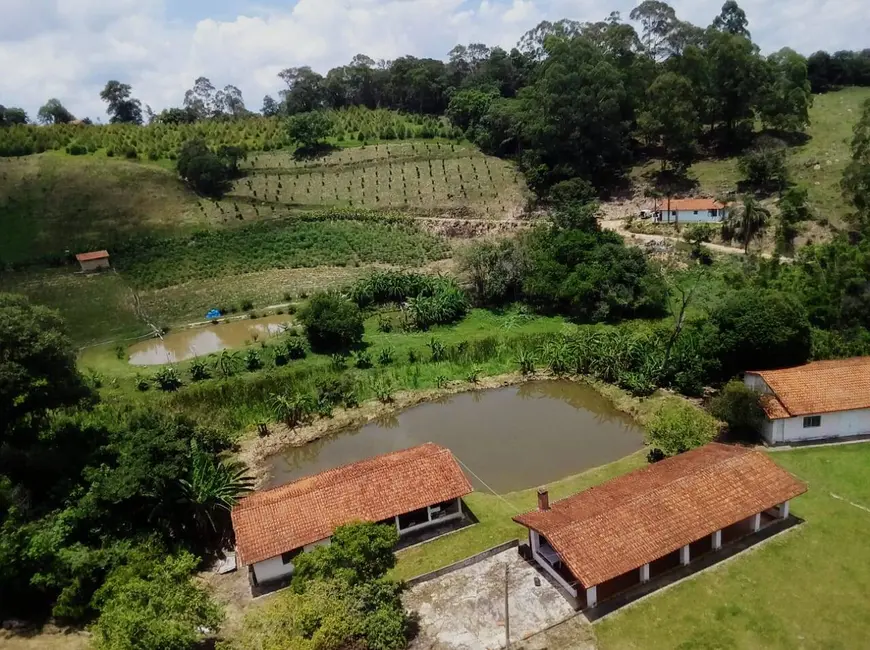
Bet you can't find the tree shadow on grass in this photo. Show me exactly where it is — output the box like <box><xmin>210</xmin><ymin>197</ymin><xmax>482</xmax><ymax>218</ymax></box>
<box><xmin>640</xmin><ymin>168</ymin><xmax>700</xmax><ymax>196</ymax></box>
<box><xmin>292</xmin><ymin>143</ymin><xmax>339</xmax><ymax>161</ymax></box>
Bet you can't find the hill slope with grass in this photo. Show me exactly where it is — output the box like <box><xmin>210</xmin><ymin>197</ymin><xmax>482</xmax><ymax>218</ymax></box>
<box><xmin>633</xmin><ymin>87</ymin><xmax>870</xmax><ymax>229</ymax></box>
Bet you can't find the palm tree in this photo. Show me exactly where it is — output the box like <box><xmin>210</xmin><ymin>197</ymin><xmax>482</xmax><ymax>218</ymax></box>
<box><xmin>722</xmin><ymin>196</ymin><xmax>771</xmax><ymax>253</ymax></box>
<box><xmin>178</xmin><ymin>440</ymin><xmax>254</xmax><ymax>543</ymax></box>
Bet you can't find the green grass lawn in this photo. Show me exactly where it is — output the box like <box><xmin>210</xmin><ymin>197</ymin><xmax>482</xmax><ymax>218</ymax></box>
<box><xmin>596</xmin><ymin>443</ymin><xmax>870</xmax><ymax>650</ymax></box>
<box><xmin>0</xmin><ymin>268</ymin><xmax>148</xmax><ymax>345</ymax></box>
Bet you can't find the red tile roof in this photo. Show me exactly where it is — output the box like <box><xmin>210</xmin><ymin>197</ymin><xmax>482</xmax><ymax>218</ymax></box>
<box><xmin>748</xmin><ymin>357</ymin><xmax>870</xmax><ymax>418</ymax></box>
<box><xmin>75</xmin><ymin>250</ymin><xmax>110</xmax><ymax>262</ymax></box>
<box><xmin>232</xmin><ymin>443</ymin><xmax>473</xmax><ymax>566</ymax></box>
<box><xmin>653</xmin><ymin>198</ymin><xmax>725</xmax><ymax>212</ymax></box>
<box><xmin>514</xmin><ymin>443</ymin><xmax>805</xmax><ymax>588</ymax></box>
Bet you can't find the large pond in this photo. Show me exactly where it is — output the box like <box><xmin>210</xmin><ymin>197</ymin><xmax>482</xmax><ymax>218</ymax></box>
<box><xmin>128</xmin><ymin>314</ymin><xmax>293</xmax><ymax>365</ymax></box>
<box><xmin>268</xmin><ymin>380</ymin><xmax>645</xmax><ymax>493</ymax></box>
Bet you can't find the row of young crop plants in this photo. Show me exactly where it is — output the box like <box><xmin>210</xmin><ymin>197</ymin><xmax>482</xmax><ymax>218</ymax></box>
<box><xmin>0</xmin><ymin>108</ymin><xmax>456</xmax><ymax>158</ymax></box>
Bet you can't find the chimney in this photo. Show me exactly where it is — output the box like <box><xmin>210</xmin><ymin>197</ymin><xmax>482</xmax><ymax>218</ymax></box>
<box><xmin>537</xmin><ymin>487</ymin><xmax>550</xmax><ymax>511</ymax></box>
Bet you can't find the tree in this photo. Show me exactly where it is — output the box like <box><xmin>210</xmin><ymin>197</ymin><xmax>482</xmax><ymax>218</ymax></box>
<box><xmin>215</xmin><ymin>84</ymin><xmax>246</xmax><ymax>117</ymax></box>
<box><xmin>446</xmin><ymin>88</ymin><xmax>497</xmax><ymax>132</ymax></box>
<box><xmin>291</xmin><ymin>522</ymin><xmax>399</xmax><ymax>589</ymax></box>
<box><xmin>154</xmin><ymin>107</ymin><xmax>198</xmax><ymax>125</ymax></box>
<box><xmin>458</xmin><ymin>240</ymin><xmax>526</xmax><ymax>305</ymax></box>
<box><xmin>638</xmin><ymin>72</ymin><xmax>698</xmax><ymax>170</ymax></box>
<box><xmin>759</xmin><ymin>49</ymin><xmax>812</xmax><ymax>132</ymax></box>
<box><xmin>183</xmin><ymin>77</ymin><xmax>216</xmax><ymax>120</ymax></box>
<box><xmin>278</xmin><ymin>66</ymin><xmax>325</xmax><ymax>114</ymax></box>
<box><xmin>286</xmin><ymin>111</ymin><xmax>332</xmax><ymax>150</ymax></box>
<box><xmin>517</xmin><ymin>19</ymin><xmax>582</xmax><ymax>61</ymax></box>
<box><xmin>0</xmin><ymin>106</ymin><xmax>28</xmax><ymax>125</ymax></box>
<box><xmin>710</xmin><ymin>380</ymin><xmax>766</xmax><ymax>440</ymax></box>
<box><xmin>99</xmin><ymin>81</ymin><xmax>143</xmax><ymax>125</ymax></box>
<box><xmin>722</xmin><ymin>195</ymin><xmax>771</xmax><ymax>252</ymax></box>
<box><xmin>518</xmin><ymin>35</ymin><xmax>631</xmax><ymax>190</ymax></box>
<box><xmin>91</xmin><ymin>550</ymin><xmax>223</xmax><ymax>650</ymax></box>
<box><xmin>298</xmin><ymin>293</ymin><xmax>364</xmax><ymax>352</ymax></box>
<box><xmin>177</xmin><ymin>441</ymin><xmax>253</xmax><ymax>543</ymax></box>
<box><xmin>261</xmin><ymin>94</ymin><xmax>280</xmax><ymax>117</ymax></box>
<box><xmin>712</xmin><ymin>0</ymin><xmax>750</xmax><ymax>38</ymax></box>
<box><xmin>0</xmin><ymin>294</ymin><xmax>88</xmax><ymax>447</ymax></box>
<box><xmin>176</xmin><ymin>138</ymin><xmax>233</xmax><ymax>198</ymax></box>
<box><xmin>37</xmin><ymin>98</ymin><xmax>75</xmax><ymax>125</ymax></box>
<box><xmin>629</xmin><ymin>1</ymin><xmax>678</xmax><ymax>61</ymax></box>
<box><xmin>646</xmin><ymin>399</ymin><xmax>718</xmax><ymax>458</ymax></box>
<box><xmin>776</xmin><ymin>186</ymin><xmax>810</xmax><ymax>253</ymax></box>
<box><xmin>843</xmin><ymin>98</ymin><xmax>870</xmax><ymax>230</ymax></box>
<box><xmin>737</xmin><ymin>137</ymin><xmax>789</xmax><ymax>192</ymax></box>
<box><xmin>710</xmin><ymin>288</ymin><xmax>812</xmax><ymax>378</ymax></box>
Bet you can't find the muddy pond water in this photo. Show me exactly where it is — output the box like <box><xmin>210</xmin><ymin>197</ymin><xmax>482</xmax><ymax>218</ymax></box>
<box><xmin>268</xmin><ymin>380</ymin><xmax>645</xmax><ymax>493</ymax></box>
<box><xmin>128</xmin><ymin>315</ymin><xmax>293</xmax><ymax>365</ymax></box>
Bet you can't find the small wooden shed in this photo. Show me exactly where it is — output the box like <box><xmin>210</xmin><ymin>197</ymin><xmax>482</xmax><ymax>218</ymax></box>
<box><xmin>75</xmin><ymin>250</ymin><xmax>110</xmax><ymax>272</ymax></box>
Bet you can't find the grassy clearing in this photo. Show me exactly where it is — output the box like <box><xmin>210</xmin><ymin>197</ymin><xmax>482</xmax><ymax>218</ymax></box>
<box><xmin>0</xmin><ymin>268</ymin><xmax>147</xmax><ymax>345</ymax></box>
<box><xmin>0</xmin><ymin>153</ymin><xmax>203</xmax><ymax>263</ymax></box>
<box><xmin>114</xmin><ymin>217</ymin><xmax>451</xmax><ymax>289</ymax></box>
<box><xmin>633</xmin><ymin>87</ymin><xmax>870</xmax><ymax>228</ymax></box>
<box><xmin>596</xmin><ymin>443</ymin><xmax>870</xmax><ymax>650</ymax></box>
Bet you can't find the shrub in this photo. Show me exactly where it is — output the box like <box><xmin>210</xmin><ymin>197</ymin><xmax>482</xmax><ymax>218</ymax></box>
<box><xmin>710</xmin><ymin>380</ymin><xmax>766</xmax><ymax>441</ymax></box>
<box><xmin>353</xmin><ymin>350</ymin><xmax>373</xmax><ymax>369</ymax></box>
<box><xmin>316</xmin><ymin>375</ymin><xmax>358</xmax><ymax>410</ymax></box>
<box><xmin>646</xmin><ymin>400</ymin><xmax>719</xmax><ymax>458</ymax></box>
<box><xmin>377</xmin><ymin>347</ymin><xmax>395</xmax><ymax>366</ymax></box>
<box><xmin>244</xmin><ymin>349</ymin><xmax>263</xmax><ymax>371</ymax></box>
<box><xmin>427</xmin><ymin>338</ymin><xmax>447</xmax><ymax>362</ymax></box>
<box><xmin>372</xmin><ymin>375</ymin><xmax>395</xmax><ymax>403</ymax></box>
<box><xmin>515</xmin><ymin>349</ymin><xmax>536</xmax><ymax>375</ymax></box>
<box><xmin>240</xmin><ymin>299</ymin><xmax>254</xmax><ymax>311</ymax></box>
<box><xmin>299</xmin><ymin>292</ymin><xmax>364</xmax><ymax>352</ymax></box>
<box><xmin>189</xmin><ymin>358</ymin><xmax>210</xmax><ymax>381</ymax></box>
<box><xmin>285</xmin><ymin>337</ymin><xmax>306</xmax><ymax>360</ymax></box>
<box><xmin>124</xmin><ymin>147</ymin><xmax>138</xmax><ymax>159</ymax></box>
<box><xmin>135</xmin><ymin>376</ymin><xmax>150</xmax><ymax>392</ymax></box>
<box><xmin>153</xmin><ymin>366</ymin><xmax>182</xmax><ymax>392</ymax></box>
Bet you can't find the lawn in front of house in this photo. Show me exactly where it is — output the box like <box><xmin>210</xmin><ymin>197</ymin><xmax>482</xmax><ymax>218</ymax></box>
<box><xmin>596</xmin><ymin>443</ymin><xmax>870</xmax><ymax>650</ymax></box>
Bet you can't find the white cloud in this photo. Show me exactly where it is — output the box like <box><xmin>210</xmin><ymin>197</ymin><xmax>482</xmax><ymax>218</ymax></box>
<box><xmin>0</xmin><ymin>0</ymin><xmax>867</xmax><ymax>120</ymax></box>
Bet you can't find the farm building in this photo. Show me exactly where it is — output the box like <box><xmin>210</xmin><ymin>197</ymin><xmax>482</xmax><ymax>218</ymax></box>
<box><xmin>643</xmin><ymin>198</ymin><xmax>726</xmax><ymax>223</ymax></box>
<box><xmin>745</xmin><ymin>357</ymin><xmax>870</xmax><ymax>444</ymax></box>
<box><xmin>75</xmin><ymin>250</ymin><xmax>110</xmax><ymax>272</ymax></box>
<box><xmin>514</xmin><ymin>443</ymin><xmax>805</xmax><ymax>609</ymax></box>
<box><xmin>232</xmin><ymin>443</ymin><xmax>473</xmax><ymax>588</ymax></box>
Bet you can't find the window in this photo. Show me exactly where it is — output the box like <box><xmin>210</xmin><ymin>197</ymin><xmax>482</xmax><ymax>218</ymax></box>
<box><xmin>671</xmin><ymin>211</ymin><xmax>677</xmax><ymax>216</ymax></box>
<box><xmin>803</xmin><ymin>416</ymin><xmax>821</xmax><ymax>428</ymax></box>
<box><xmin>693</xmin><ymin>210</ymin><xmax>699</xmax><ymax>215</ymax></box>
<box><xmin>281</xmin><ymin>548</ymin><xmax>303</xmax><ymax>565</ymax></box>
<box><xmin>710</xmin><ymin>209</ymin><xmax>718</xmax><ymax>216</ymax></box>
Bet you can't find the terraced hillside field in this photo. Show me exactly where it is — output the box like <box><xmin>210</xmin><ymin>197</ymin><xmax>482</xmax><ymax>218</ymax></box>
<box><xmin>205</xmin><ymin>141</ymin><xmax>527</xmax><ymax>222</ymax></box>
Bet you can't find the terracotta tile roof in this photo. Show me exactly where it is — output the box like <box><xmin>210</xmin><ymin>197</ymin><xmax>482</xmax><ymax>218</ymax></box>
<box><xmin>513</xmin><ymin>443</ymin><xmax>805</xmax><ymax>588</ymax></box>
<box><xmin>75</xmin><ymin>250</ymin><xmax>110</xmax><ymax>262</ymax></box>
<box><xmin>232</xmin><ymin>443</ymin><xmax>473</xmax><ymax>566</ymax></box>
<box><xmin>748</xmin><ymin>357</ymin><xmax>870</xmax><ymax>417</ymax></box>
<box><xmin>759</xmin><ymin>394</ymin><xmax>790</xmax><ymax>419</ymax></box>
<box><xmin>653</xmin><ymin>198</ymin><xmax>725</xmax><ymax>212</ymax></box>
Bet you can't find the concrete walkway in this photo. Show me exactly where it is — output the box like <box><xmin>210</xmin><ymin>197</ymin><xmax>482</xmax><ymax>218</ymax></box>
<box><xmin>405</xmin><ymin>549</ymin><xmax>585</xmax><ymax>650</ymax></box>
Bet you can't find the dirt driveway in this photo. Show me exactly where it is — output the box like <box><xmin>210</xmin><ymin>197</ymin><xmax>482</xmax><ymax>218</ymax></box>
<box><xmin>404</xmin><ymin>549</ymin><xmax>593</xmax><ymax>650</ymax></box>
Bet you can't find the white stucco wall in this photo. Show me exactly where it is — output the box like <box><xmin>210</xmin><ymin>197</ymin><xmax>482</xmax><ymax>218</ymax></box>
<box><xmin>79</xmin><ymin>258</ymin><xmax>110</xmax><ymax>272</ymax></box>
<box><xmin>779</xmin><ymin>408</ymin><xmax>870</xmax><ymax>442</ymax></box>
<box><xmin>655</xmin><ymin>209</ymin><xmax>722</xmax><ymax>223</ymax></box>
<box><xmin>252</xmin><ymin>537</ymin><xmax>332</xmax><ymax>584</ymax></box>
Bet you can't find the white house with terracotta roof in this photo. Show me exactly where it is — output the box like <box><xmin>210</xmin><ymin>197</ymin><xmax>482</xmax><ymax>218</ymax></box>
<box><xmin>231</xmin><ymin>443</ymin><xmax>473</xmax><ymax>587</ymax></box>
<box><xmin>643</xmin><ymin>198</ymin><xmax>726</xmax><ymax>224</ymax></box>
<box><xmin>514</xmin><ymin>443</ymin><xmax>805</xmax><ymax>609</ymax></box>
<box><xmin>745</xmin><ymin>357</ymin><xmax>870</xmax><ymax>445</ymax></box>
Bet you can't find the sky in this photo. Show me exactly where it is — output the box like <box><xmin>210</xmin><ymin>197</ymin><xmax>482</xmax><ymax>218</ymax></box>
<box><xmin>1</xmin><ymin>0</ymin><xmax>866</xmax><ymax>121</ymax></box>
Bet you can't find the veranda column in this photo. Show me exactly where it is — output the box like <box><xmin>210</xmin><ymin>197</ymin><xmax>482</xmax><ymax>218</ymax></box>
<box><xmin>680</xmin><ymin>545</ymin><xmax>690</xmax><ymax>566</ymax></box>
<box><xmin>751</xmin><ymin>513</ymin><xmax>762</xmax><ymax>532</ymax></box>
<box><xmin>712</xmin><ymin>530</ymin><xmax>722</xmax><ymax>551</ymax></box>
<box><xmin>586</xmin><ymin>585</ymin><xmax>598</xmax><ymax>608</ymax></box>
<box><xmin>640</xmin><ymin>563</ymin><xmax>650</xmax><ymax>584</ymax></box>
<box><xmin>779</xmin><ymin>500</ymin><xmax>790</xmax><ymax>519</ymax></box>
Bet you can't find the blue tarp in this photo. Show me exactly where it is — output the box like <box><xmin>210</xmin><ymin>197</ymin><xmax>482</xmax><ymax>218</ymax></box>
<box><xmin>206</xmin><ymin>309</ymin><xmax>221</xmax><ymax>320</ymax></box>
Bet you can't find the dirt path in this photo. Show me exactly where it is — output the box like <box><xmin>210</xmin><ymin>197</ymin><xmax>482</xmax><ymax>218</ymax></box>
<box><xmin>601</xmin><ymin>219</ymin><xmax>792</xmax><ymax>261</ymax></box>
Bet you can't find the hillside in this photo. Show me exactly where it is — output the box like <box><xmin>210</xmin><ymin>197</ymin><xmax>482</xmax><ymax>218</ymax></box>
<box><xmin>633</xmin><ymin>87</ymin><xmax>870</xmax><ymax>229</ymax></box>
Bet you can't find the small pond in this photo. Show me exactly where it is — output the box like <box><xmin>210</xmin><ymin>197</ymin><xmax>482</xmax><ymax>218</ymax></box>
<box><xmin>128</xmin><ymin>314</ymin><xmax>293</xmax><ymax>365</ymax></box>
<box><xmin>268</xmin><ymin>380</ymin><xmax>645</xmax><ymax>493</ymax></box>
